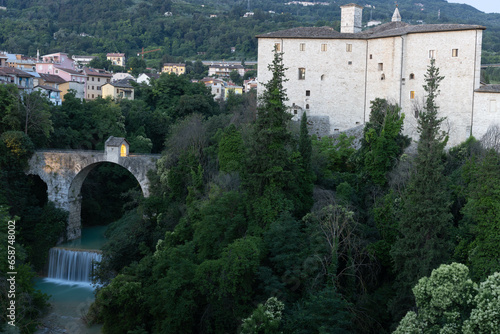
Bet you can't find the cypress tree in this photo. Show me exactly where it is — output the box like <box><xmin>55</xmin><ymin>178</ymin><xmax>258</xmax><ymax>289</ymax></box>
<box><xmin>390</xmin><ymin>59</ymin><xmax>453</xmax><ymax>320</ymax></box>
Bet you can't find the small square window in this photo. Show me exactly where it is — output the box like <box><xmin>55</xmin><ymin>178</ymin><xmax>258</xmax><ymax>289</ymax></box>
<box><xmin>348</xmin><ymin>61</ymin><xmax>352</xmax><ymax>65</ymax></box>
<box><xmin>429</xmin><ymin>50</ymin><xmax>436</xmax><ymax>59</ymax></box>
<box><xmin>321</xmin><ymin>44</ymin><xmax>327</xmax><ymax>52</ymax></box>
<box><xmin>346</xmin><ymin>44</ymin><xmax>352</xmax><ymax>52</ymax></box>
<box><xmin>300</xmin><ymin>43</ymin><xmax>305</xmax><ymax>51</ymax></box>
<box><xmin>306</xmin><ymin>90</ymin><xmax>310</xmax><ymax>96</ymax></box>
<box><xmin>294</xmin><ymin>109</ymin><xmax>298</xmax><ymax>115</ymax></box>
<box><xmin>452</xmin><ymin>49</ymin><xmax>459</xmax><ymax>57</ymax></box>
<box><xmin>409</xmin><ymin>73</ymin><xmax>415</xmax><ymax>80</ymax></box>
<box><xmin>274</xmin><ymin>43</ymin><xmax>281</xmax><ymax>52</ymax></box>
<box><xmin>410</xmin><ymin>91</ymin><xmax>415</xmax><ymax>99</ymax></box>
<box><xmin>378</xmin><ymin>63</ymin><xmax>383</xmax><ymax>71</ymax></box>
<box><xmin>369</xmin><ymin>54</ymin><xmax>373</xmax><ymax>59</ymax></box>
<box><xmin>299</xmin><ymin>68</ymin><xmax>306</xmax><ymax>80</ymax></box>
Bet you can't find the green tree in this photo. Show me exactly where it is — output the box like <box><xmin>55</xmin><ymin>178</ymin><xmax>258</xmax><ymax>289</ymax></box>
<box><xmin>394</xmin><ymin>263</ymin><xmax>500</xmax><ymax>334</ymax></box>
<box><xmin>360</xmin><ymin>98</ymin><xmax>409</xmax><ymax>186</ymax></box>
<box><xmin>390</xmin><ymin>59</ymin><xmax>453</xmax><ymax>320</ymax></box>
<box><xmin>240</xmin><ymin>297</ymin><xmax>284</xmax><ymax>334</ymax></box>
<box><xmin>244</xmin><ymin>51</ymin><xmax>296</xmax><ymax>225</ymax></box>
<box><xmin>461</xmin><ymin>148</ymin><xmax>500</xmax><ymax>280</ymax></box>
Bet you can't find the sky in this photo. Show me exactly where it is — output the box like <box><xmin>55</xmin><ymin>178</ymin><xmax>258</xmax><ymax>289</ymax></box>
<box><xmin>446</xmin><ymin>0</ymin><xmax>500</xmax><ymax>14</ymax></box>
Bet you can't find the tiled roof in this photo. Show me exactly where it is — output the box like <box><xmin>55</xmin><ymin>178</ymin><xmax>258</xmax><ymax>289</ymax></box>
<box><xmin>35</xmin><ymin>84</ymin><xmax>61</xmax><ymax>92</ymax></box>
<box><xmin>105</xmin><ymin>136</ymin><xmax>129</xmax><ymax>147</ymax></box>
<box><xmin>256</xmin><ymin>22</ymin><xmax>485</xmax><ymax>40</ymax></box>
<box><xmin>39</xmin><ymin>73</ymin><xmax>66</xmax><ymax>84</ymax></box>
<box><xmin>55</xmin><ymin>66</ymin><xmax>85</xmax><ymax>75</ymax></box>
<box><xmin>84</xmin><ymin>68</ymin><xmax>112</xmax><ymax>77</ymax></box>
<box><xmin>475</xmin><ymin>85</ymin><xmax>500</xmax><ymax>93</ymax></box>
<box><xmin>107</xmin><ymin>53</ymin><xmax>125</xmax><ymax>57</ymax></box>
<box><xmin>0</xmin><ymin>67</ymin><xmax>34</xmax><ymax>77</ymax></box>
<box><xmin>108</xmin><ymin>79</ymin><xmax>134</xmax><ymax>88</ymax></box>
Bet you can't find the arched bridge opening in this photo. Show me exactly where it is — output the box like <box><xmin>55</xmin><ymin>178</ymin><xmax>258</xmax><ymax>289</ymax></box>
<box><xmin>26</xmin><ymin>137</ymin><xmax>160</xmax><ymax>240</ymax></box>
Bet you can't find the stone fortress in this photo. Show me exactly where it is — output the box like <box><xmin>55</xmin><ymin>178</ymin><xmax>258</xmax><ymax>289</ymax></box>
<box><xmin>257</xmin><ymin>3</ymin><xmax>500</xmax><ymax>147</ymax></box>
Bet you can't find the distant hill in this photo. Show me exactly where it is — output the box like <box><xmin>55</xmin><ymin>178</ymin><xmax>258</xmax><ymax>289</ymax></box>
<box><xmin>1</xmin><ymin>0</ymin><xmax>499</xmax><ymax>66</ymax></box>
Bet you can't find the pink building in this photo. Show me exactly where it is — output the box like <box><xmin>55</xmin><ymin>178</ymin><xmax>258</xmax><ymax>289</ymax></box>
<box><xmin>36</xmin><ymin>52</ymin><xmax>75</xmax><ymax>74</ymax></box>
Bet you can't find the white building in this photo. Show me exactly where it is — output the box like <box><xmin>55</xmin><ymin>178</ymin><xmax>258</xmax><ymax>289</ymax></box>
<box><xmin>257</xmin><ymin>4</ymin><xmax>497</xmax><ymax>146</ymax></box>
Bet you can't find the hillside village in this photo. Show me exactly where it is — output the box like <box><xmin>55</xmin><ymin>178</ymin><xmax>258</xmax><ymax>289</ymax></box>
<box><xmin>0</xmin><ymin>51</ymin><xmax>256</xmax><ymax>104</ymax></box>
<box><xmin>3</xmin><ymin>1</ymin><xmax>500</xmax><ymax>334</ymax></box>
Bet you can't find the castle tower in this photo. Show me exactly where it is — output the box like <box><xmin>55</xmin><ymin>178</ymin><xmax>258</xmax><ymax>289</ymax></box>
<box><xmin>392</xmin><ymin>7</ymin><xmax>402</xmax><ymax>22</ymax></box>
<box><xmin>340</xmin><ymin>3</ymin><xmax>363</xmax><ymax>33</ymax></box>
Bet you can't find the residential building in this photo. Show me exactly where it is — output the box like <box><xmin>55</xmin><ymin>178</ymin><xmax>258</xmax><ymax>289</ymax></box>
<box><xmin>201</xmin><ymin>77</ymin><xmax>225</xmax><ymax>100</ymax></box>
<box><xmin>0</xmin><ymin>53</ymin><xmax>7</xmax><ymax>67</ymax></box>
<box><xmin>35</xmin><ymin>73</ymin><xmax>66</xmax><ymax>89</ymax></box>
<box><xmin>59</xmin><ymin>81</ymin><xmax>85</xmax><ymax>101</ymax></box>
<box><xmin>84</xmin><ymin>67</ymin><xmax>112</xmax><ymax>99</ymax></box>
<box><xmin>34</xmin><ymin>85</ymin><xmax>62</xmax><ymax>105</ymax></box>
<box><xmin>162</xmin><ymin>63</ymin><xmax>186</xmax><ymax>75</ymax></box>
<box><xmin>102</xmin><ymin>79</ymin><xmax>135</xmax><ymax>100</ymax></box>
<box><xmin>0</xmin><ymin>67</ymin><xmax>34</xmax><ymax>92</ymax></box>
<box><xmin>6</xmin><ymin>54</ymin><xmax>36</xmax><ymax>71</ymax></box>
<box><xmin>137</xmin><ymin>73</ymin><xmax>160</xmax><ymax>85</ymax></box>
<box><xmin>37</xmin><ymin>52</ymin><xmax>74</xmax><ymax>73</ymax></box>
<box><xmin>223</xmin><ymin>82</ymin><xmax>243</xmax><ymax>100</ymax></box>
<box><xmin>244</xmin><ymin>78</ymin><xmax>258</xmax><ymax>92</ymax></box>
<box><xmin>72</xmin><ymin>55</ymin><xmax>97</xmax><ymax>67</ymax></box>
<box><xmin>257</xmin><ymin>4</ymin><xmax>488</xmax><ymax>146</ymax></box>
<box><xmin>107</xmin><ymin>53</ymin><xmax>126</xmax><ymax>67</ymax></box>
<box><xmin>112</xmin><ymin>73</ymin><xmax>134</xmax><ymax>82</ymax></box>
<box><xmin>208</xmin><ymin>63</ymin><xmax>245</xmax><ymax>78</ymax></box>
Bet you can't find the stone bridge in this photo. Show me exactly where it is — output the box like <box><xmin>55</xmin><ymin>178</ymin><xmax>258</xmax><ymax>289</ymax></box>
<box><xmin>26</xmin><ymin>137</ymin><xmax>160</xmax><ymax>240</ymax></box>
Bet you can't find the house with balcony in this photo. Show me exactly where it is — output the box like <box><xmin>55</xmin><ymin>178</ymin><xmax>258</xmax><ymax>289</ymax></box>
<box><xmin>6</xmin><ymin>54</ymin><xmax>36</xmax><ymax>71</ymax></box>
<box><xmin>162</xmin><ymin>63</ymin><xmax>186</xmax><ymax>75</ymax></box>
<box><xmin>106</xmin><ymin>53</ymin><xmax>126</xmax><ymax>67</ymax></box>
<box><xmin>200</xmin><ymin>77</ymin><xmax>225</xmax><ymax>100</ymax></box>
<box><xmin>84</xmin><ymin>67</ymin><xmax>112</xmax><ymax>99</ymax></box>
<box><xmin>208</xmin><ymin>63</ymin><xmax>245</xmax><ymax>78</ymax></box>
<box><xmin>34</xmin><ymin>85</ymin><xmax>62</xmax><ymax>105</ymax></box>
<box><xmin>0</xmin><ymin>67</ymin><xmax>34</xmax><ymax>92</ymax></box>
<box><xmin>101</xmin><ymin>79</ymin><xmax>135</xmax><ymax>100</ymax></box>
<box><xmin>37</xmin><ymin>52</ymin><xmax>75</xmax><ymax>73</ymax></box>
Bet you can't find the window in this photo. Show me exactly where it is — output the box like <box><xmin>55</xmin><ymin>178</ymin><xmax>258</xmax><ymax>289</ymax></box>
<box><xmin>98</xmin><ymin>86</ymin><xmax>101</xmax><ymax>91</ymax></box>
<box><xmin>92</xmin><ymin>86</ymin><xmax>94</xmax><ymax>90</ymax></box>
<box><xmin>98</xmin><ymin>78</ymin><xmax>101</xmax><ymax>82</ymax></box>
<box><xmin>381</xmin><ymin>74</ymin><xmax>385</xmax><ymax>80</ymax></box>
<box><xmin>274</xmin><ymin>43</ymin><xmax>281</xmax><ymax>52</ymax></box>
<box><xmin>429</xmin><ymin>50</ymin><xmax>436</xmax><ymax>59</ymax></box>
<box><xmin>369</xmin><ymin>54</ymin><xmax>373</xmax><ymax>59</ymax></box>
<box><xmin>410</xmin><ymin>91</ymin><xmax>415</xmax><ymax>99</ymax></box>
<box><xmin>300</xmin><ymin>43</ymin><xmax>305</xmax><ymax>51</ymax></box>
<box><xmin>452</xmin><ymin>49</ymin><xmax>459</xmax><ymax>57</ymax></box>
<box><xmin>120</xmin><ymin>144</ymin><xmax>127</xmax><ymax>157</ymax></box>
<box><xmin>409</xmin><ymin>73</ymin><xmax>415</xmax><ymax>80</ymax></box>
<box><xmin>321</xmin><ymin>44</ymin><xmax>327</xmax><ymax>52</ymax></box>
<box><xmin>92</xmin><ymin>94</ymin><xmax>94</xmax><ymax>98</ymax></box>
<box><xmin>306</xmin><ymin>104</ymin><xmax>309</xmax><ymax>109</ymax></box>
<box><xmin>321</xmin><ymin>74</ymin><xmax>325</xmax><ymax>81</ymax></box>
<box><xmin>378</xmin><ymin>63</ymin><xmax>384</xmax><ymax>71</ymax></box>
<box><xmin>306</xmin><ymin>90</ymin><xmax>310</xmax><ymax>96</ymax></box>
<box><xmin>294</xmin><ymin>109</ymin><xmax>298</xmax><ymax>115</ymax></box>
<box><xmin>298</xmin><ymin>68</ymin><xmax>306</xmax><ymax>80</ymax></box>
<box><xmin>348</xmin><ymin>61</ymin><xmax>352</xmax><ymax>65</ymax></box>
<box><xmin>92</xmin><ymin>77</ymin><xmax>94</xmax><ymax>81</ymax></box>
<box><xmin>346</xmin><ymin>44</ymin><xmax>352</xmax><ymax>52</ymax></box>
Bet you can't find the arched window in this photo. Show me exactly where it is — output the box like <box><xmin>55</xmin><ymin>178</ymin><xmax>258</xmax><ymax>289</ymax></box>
<box><xmin>120</xmin><ymin>144</ymin><xmax>127</xmax><ymax>157</ymax></box>
<box><xmin>409</xmin><ymin>73</ymin><xmax>415</xmax><ymax>80</ymax></box>
<box><xmin>381</xmin><ymin>74</ymin><xmax>385</xmax><ymax>80</ymax></box>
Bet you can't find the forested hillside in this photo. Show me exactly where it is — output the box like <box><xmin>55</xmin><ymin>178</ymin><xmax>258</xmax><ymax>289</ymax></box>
<box><xmin>1</xmin><ymin>0</ymin><xmax>500</xmax><ymax>65</ymax></box>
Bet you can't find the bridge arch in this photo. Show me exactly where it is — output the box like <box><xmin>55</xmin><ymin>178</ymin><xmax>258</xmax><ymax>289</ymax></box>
<box><xmin>27</xmin><ymin>137</ymin><xmax>160</xmax><ymax>240</ymax></box>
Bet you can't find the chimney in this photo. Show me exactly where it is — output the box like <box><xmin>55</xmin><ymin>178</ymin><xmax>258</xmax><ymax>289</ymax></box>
<box><xmin>340</xmin><ymin>3</ymin><xmax>363</xmax><ymax>33</ymax></box>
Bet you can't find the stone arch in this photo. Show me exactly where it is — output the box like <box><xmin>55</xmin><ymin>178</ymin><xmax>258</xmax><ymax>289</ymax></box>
<box><xmin>66</xmin><ymin>161</ymin><xmax>148</xmax><ymax>240</ymax></box>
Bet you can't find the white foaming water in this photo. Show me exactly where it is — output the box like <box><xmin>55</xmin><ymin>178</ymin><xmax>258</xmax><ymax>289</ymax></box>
<box><xmin>47</xmin><ymin>248</ymin><xmax>102</xmax><ymax>284</ymax></box>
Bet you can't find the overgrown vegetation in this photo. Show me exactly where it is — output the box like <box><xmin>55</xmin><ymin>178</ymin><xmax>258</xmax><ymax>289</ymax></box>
<box><xmin>2</xmin><ymin>51</ymin><xmax>500</xmax><ymax>333</ymax></box>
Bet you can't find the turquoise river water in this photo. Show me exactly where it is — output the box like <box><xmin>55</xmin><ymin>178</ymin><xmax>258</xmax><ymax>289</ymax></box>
<box><xmin>34</xmin><ymin>225</ymin><xmax>108</xmax><ymax>334</ymax></box>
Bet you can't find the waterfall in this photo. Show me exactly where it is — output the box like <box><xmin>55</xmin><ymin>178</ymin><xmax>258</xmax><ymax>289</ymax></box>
<box><xmin>47</xmin><ymin>248</ymin><xmax>102</xmax><ymax>283</ymax></box>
